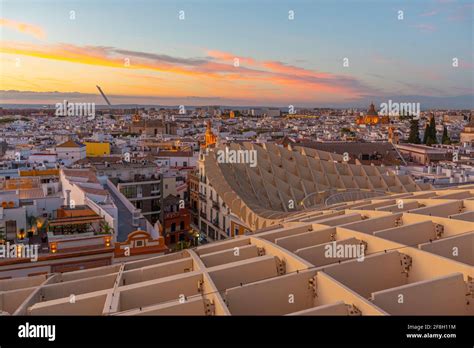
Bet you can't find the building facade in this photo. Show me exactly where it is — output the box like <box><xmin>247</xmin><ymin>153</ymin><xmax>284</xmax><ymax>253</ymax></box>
<box><xmin>117</xmin><ymin>174</ymin><xmax>162</xmax><ymax>225</ymax></box>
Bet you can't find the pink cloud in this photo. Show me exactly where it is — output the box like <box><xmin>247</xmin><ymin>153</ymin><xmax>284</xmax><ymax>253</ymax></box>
<box><xmin>0</xmin><ymin>18</ymin><xmax>46</xmax><ymax>39</ymax></box>
<box><xmin>412</xmin><ymin>23</ymin><xmax>436</xmax><ymax>32</ymax></box>
<box><xmin>207</xmin><ymin>50</ymin><xmax>256</xmax><ymax>66</ymax></box>
<box><xmin>420</xmin><ymin>10</ymin><xmax>438</xmax><ymax>17</ymax></box>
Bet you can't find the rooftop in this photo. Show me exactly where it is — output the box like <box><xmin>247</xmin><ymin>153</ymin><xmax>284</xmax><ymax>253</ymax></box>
<box><xmin>56</xmin><ymin>140</ymin><xmax>85</xmax><ymax>148</ymax></box>
<box><xmin>203</xmin><ymin>142</ymin><xmax>430</xmax><ymax>230</ymax></box>
<box><xmin>1</xmin><ymin>185</ymin><xmax>473</xmax><ymax>315</ymax></box>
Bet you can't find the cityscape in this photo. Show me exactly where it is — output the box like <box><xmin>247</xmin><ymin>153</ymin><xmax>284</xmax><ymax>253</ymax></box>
<box><xmin>0</xmin><ymin>0</ymin><xmax>473</xmax><ymax>343</ymax></box>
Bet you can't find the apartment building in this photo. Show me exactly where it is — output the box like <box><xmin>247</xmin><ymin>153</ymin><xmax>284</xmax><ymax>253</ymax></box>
<box><xmin>0</xmin><ymin>168</ymin><xmax>165</xmax><ymax>279</ymax></box>
<box><xmin>188</xmin><ymin>170</ymin><xmax>200</xmax><ymax>228</ymax></box>
<box><xmin>196</xmin><ymin>151</ymin><xmax>250</xmax><ymax>242</ymax></box>
<box><xmin>117</xmin><ymin>174</ymin><xmax>162</xmax><ymax>225</ymax></box>
<box><xmin>162</xmin><ymin>194</ymin><xmax>191</xmax><ymax>245</ymax></box>
<box><xmin>0</xmin><ymin>174</ymin><xmax>62</xmax><ymax>243</ymax></box>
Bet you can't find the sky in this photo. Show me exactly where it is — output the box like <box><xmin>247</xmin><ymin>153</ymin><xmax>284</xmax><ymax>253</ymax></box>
<box><xmin>0</xmin><ymin>0</ymin><xmax>473</xmax><ymax>108</ymax></box>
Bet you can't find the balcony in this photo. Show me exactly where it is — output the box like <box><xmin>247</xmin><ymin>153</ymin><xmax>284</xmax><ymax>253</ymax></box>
<box><xmin>199</xmin><ymin>192</ymin><xmax>207</xmax><ymax>201</ymax></box>
<box><xmin>151</xmin><ymin>189</ymin><xmax>161</xmax><ymax>196</ymax></box>
<box><xmin>212</xmin><ymin>200</ymin><xmax>220</xmax><ymax>210</ymax></box>
<box><xmin>200</xmin><ymin>211</ymin><xmax>207</xmax><ymax>219</ymax></box>
<box><xmin>164</xmin><ymin>211</ymin><xmax>181</xmax><ymax>220</ymax></box>
<box><xmin>188</xmin><ymin>172</ymin><xmax>199</xmax><ymax>183</ymax></box>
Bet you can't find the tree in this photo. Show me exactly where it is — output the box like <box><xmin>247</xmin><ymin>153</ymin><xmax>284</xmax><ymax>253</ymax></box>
<box><xmin>423</xmin><ymin>116</ymin><xmax>438</xmax><ymax>146</ymax></box>
<box><xmin>428</xmin><ymin>116</ymin><xmax>437</xmax><ymax>144</ymax></box>
<box><xmin>426</xmin><ymin>136</ymin><xmax>436</xmax><ymax>146</ymax></box>
<box><xmin>27</xmin><ymin>215</ymin><xmax>37</xmax><ymax>230</ymax></box>
<box><xmin>341</xmin><ymin>127</ymin><xmax>351</xmax><ymax>134</ymax></box>
<box><xmin>423</xmin><ymin>123</ymin><xmax>430</xmax><ymax>144</ymax></box>
<box><xmin>0</xmin><ymin>226</ymin><xmax>5</xmax><ymax>243</ymax></box>
<box><xmin>408</xmin><ymin>119</ymin><xmax>421</xmax><ymax>144</ymax></box>
<box><xmin>442</xmin><ymin>126</ymin><xmax>452</xmax><ymax>145</ymax></box>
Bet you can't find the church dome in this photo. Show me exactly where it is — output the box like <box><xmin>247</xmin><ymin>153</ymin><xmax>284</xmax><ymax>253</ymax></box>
<box><xmin>367</xmin><ymin>102</ymin><xmax>378</xmax><ymax>116</ymax></box>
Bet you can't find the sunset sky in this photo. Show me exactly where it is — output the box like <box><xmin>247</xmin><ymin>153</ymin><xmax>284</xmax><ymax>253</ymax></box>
<box><xmin>1</xmin><ymin>0</ymin><xmax>473</xmax><ymax>107</ymax></box>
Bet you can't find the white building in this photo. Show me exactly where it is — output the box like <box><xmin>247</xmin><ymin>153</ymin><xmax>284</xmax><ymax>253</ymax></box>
<box><xmin>155</xmin><ymin>150</ymin><xmax>198</xmax><ymax>169</ymax></box>
<box><xmin>27</xmin><ymin>152</ymin><xmax>57</xmax><ymax>165</ymax></box>
<box><xmin>55</xmin><ymin>140</ymin><xmax>86</xmax><ymax>165</ymax></box>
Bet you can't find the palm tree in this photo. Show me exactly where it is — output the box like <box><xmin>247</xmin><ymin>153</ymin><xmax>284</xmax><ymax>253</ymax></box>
<box><xmin>26</xmin><ymin>215</ymin><xmax>38</xmax><ymax>237</ymax></box>
<box><xmin>100</xmin><ymin>221</ymin><xmax>114</xmax><ymax>235</ymax></box>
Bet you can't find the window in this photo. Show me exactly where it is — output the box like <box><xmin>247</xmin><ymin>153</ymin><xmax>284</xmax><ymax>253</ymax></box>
<box><xmin>121</xmin><ymin>186</ymin><xmax>137</xmax><ymax>198</ymax></box>
<box><xmin>135</xmin><ymin>240</ymin><xmax>144</xmax><ymax>247</ymax></box>
<box><xmin>151</xmin><ymin>200</ymin><xmax>160</xmax><ymax>211</ymax></box>
<box><xmin>171</xmin><ymin>223</ymin><xmax>176</xmax><ymax>232</ymax></box>
<box><xmin>180</xmin><ymin>221</ymin><xmax>185</xmax><ymax>231</ymax></box>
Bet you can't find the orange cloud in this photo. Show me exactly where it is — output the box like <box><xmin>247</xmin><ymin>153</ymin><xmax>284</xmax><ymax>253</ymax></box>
<box><xmin>0</xmin><ymin>41</ymin><xmax>209</xmax><ymax>78</ymax></box>
<box><xmin>0</xmin><ymin>18</ymin><xmax>46</xmax><ymax>39</ymax></box>
<box><xmin>262</xmin><ymin>61</ymin><xmax>333</xmax><ymax>79</ymax></box>
<box><xmin>207</xmin><ymin>50</ymin><xmax>256</xmax><ymax>66</ymax></box>
<box><xmin>1</xmin><ymin>41</ymin><xmax>370</xmax><ymax>100</ymax></box>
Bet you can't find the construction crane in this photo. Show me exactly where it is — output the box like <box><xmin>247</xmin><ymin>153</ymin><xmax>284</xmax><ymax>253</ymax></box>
<box><xmin>96</xmin><ymin>85</ymin><xmax>112</xmax><ymax>106</ymax></box>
